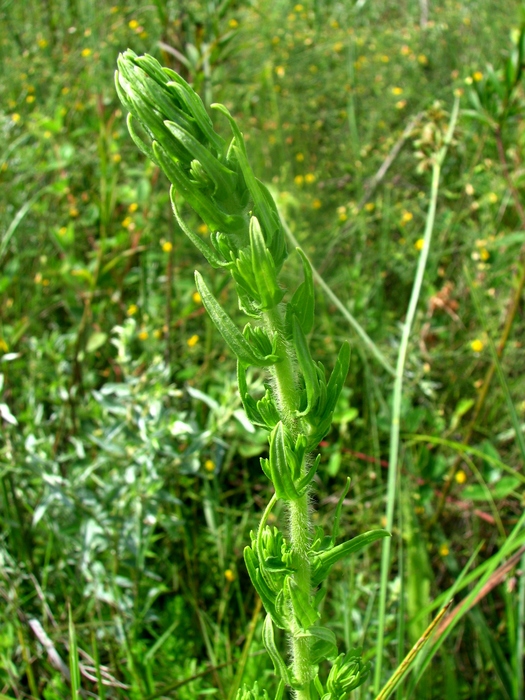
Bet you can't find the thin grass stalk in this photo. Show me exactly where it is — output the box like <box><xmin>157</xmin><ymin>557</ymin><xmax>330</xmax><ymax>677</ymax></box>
<box><xmin>517</xmin><ymin>552</ymin><xmax>525</xmax><ymax>699</ymax></box>
<box><xmin>68</xmin><ymin>605</ymin><xmax>81</xmax><ymax>698</ymax></box>
<box><xmin>373</xmin><ymin>601</ymin><xmax>451</xmax><ymax>700</ymax></box>
<box><xmin>373</xmin><ymin>97</ymin><xmax>460</xmax><ymax>692</ymax></box>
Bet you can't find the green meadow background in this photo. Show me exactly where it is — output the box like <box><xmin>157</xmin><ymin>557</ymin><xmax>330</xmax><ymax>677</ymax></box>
<box><xmin>1</xmin><ymin>1</ymin><xmax>524</xmax><ymax>698</ymax></box>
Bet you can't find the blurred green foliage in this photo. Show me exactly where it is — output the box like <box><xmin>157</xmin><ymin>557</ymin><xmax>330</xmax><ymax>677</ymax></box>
<box><xmin>1</xmin><ymin>1</ymin><xmax>525</xmax><ymax>698</ymax></box>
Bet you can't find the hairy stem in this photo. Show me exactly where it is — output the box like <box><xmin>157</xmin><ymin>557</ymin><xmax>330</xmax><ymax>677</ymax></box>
<box><xmin>264</xmin><ymin>306</ymin><xmax>312</xmax><ymax>698</ymax></box>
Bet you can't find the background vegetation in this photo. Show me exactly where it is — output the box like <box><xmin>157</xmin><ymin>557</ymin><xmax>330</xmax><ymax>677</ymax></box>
<box><xmin>1</xmin><ymin>1</ymin><xmax>524</xmax><ymax>698</ymax></box>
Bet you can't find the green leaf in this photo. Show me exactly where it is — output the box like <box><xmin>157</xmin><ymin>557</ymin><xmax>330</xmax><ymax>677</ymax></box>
<box><xmin>86</xmin><ymin>332</ymin><xmax>108</xmax><ymax>354</ymax></box>
<box><xmin>244</xmin><ymin>547</ymin><xmax>287</xmax><ymax>629</ymax></box>
<box><xmin>293</xmin><ymin>315</ymin><xmax>320</xmax><ymax>418</ymax></box>
<box><xmin>287</xmin><ymin>577</ymin><xmax>319</xmax><ymax>630</ymax></box>
<box><xmin>311</xmin><ymin>530</ymin><xmax>390</xmax><ymax>586</ymax></box>
<box><xmin>462</xmin><ymin>476</ymin><xmax>521</xmax><ymax>501</ymax></box>
<box><xmin>194</xmin><ymin>272</ymin><xmax>276</xmax><ymax>367</ymax></box>
<box><xmin>289</xmin><ymin>249</ymin><xmax>315</xmax><ymax>335</ymax></box>
<box><xmin>324</xmin><ymin>341</ymin><xmax>350</xmax><ymax>417</ymax></box>
<box><xmin>296</xmin><ymin>626</ymin><xmax>338</xmax><ymax>664</ymax></box>
<box><xmin>249</xmin><ymin>216</ymin><xmax>284</xmax><ymax>310</ymax></box>
<box><xmin>212</xmin><ymin>104</ymin><xmax>283</xmax><ymax>253</ymax></box>
<box><xmin>262</xmin><ymin>614</ymin><xmax>293</xmax><ymax>686</ymax></box>
<box><xmin>269</xmin><ymin>422</ymin><xmax>300</xmax><ymax>500</ymax></box>
<box><xmin>170</xmin><ymin>188</ymin><xmax>227</xmax><ymax>269</ymax></box>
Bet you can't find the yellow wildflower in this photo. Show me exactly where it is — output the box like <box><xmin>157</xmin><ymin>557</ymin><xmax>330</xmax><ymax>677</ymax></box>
<box><xmin>439</xmin><ymin>543</ymin><xmax>450</xmax><ymax>557</ymax></box>
<box><xmin>128</xmin><ymin>202</ymin><xmax>139</xmax><ymax>213</ymax></box>
<box><xmin>11</xmin><ymin>113</ymin><xmax>21</xmax><ymax>123</ymax></box>
<box><xmin>401</xmin><ymin>210</ymin><xmax>413</xmax><ymax>225</ymax></box>
<box><xmin>414</xmin><ymin>238</ymin><xmax>424</xmax><ymax>251</ymax></box>
<box><xmin>455</xmin><ymin>470</ymin><xmax>467</xmax><ymax>484</ymax></box>
<box><xmin>295</xmin><ymin>152</ymin><xmax>304</xmax><ymax>162</ymax></box>
<box><xmin>26</xmin><ymin>95</ymin><xmax>35</xmax><ymax>104</ymax></box>
<box><xmin>204</xmin><ymin>459</ymin><xmax>215</xmax><ymax>472</ymax></box>
<box><xmin>392</xmin><ymin>86</ymin><xmax>403</xmax><ymax>95</ymax></box>
<box><xmin>294</xmin><ymin>174</ymin><xmax>304</xmax><ymax>185</ymax></box>
<box><xmin>112</xmin><ymin>153</ymin><xmax>121</xmax><ymax>163</ymax></box>
<box><xmin>333</xmin><ymin>42</ymin><xmax>344</xmax><ymax>53</ymax></box>
<box><xmin>488</xmin><ymin>192</ymin><xmax>498</xmax><ymax>204</ymax></box>
<box><xmin>224</xmin><ymin>569</ymin><xmax>235</xmax><ymax>582</ymax></box>
<box><xmin>187</xmin><ymin>334</ymin><xmax>199</xmax><ymax>347</ymax></box>
<box><xmin>305</xmin><ymin>173</ymin><xmax>316</xmax><ymax>184</ymax></box>
<box><xmin>473</xmin><ymin>71</ymin><xmax>483</xmax><ymax>82</ymax></box>
<box><xmin>312</xmin><ymin>198</ymin><xmax>322</xmax><ymax>209</ymax></box>
<box><xmin>138</xmin><ymin>330</ymin><xmax>149</xmax><ymax>341</ymax></box>
<box><xmin>364</xmin><ymin>202</ymin><xmax>375</xmax><ymax>212</ymax></box>
<box><xmin>0</xmin><ymin>339</ymin><xmax>8</xmax><ymax>353</ymax></box>
<box><xmin>198</xmin><ymin>223</ymin><xmax>209</xmax><ymax>235</ymax></box>
<box><xmin>380</xmin><ymin>54</ymin><xmax>389</xmax><ymax>63</ymax></box>
<box><xmin>418</xmin><ymin>54</ymin><xmax>428</xmax><ymax>65</ymax></box>
<box><xmin>127</xmin><ymin>304</ymin><xmax>138</xmax><ymax>316</ymax></box>
<box><xmin>479</xmin><ymin>248</ymin><xmax>490</xmax><ymax>261</ymax></box>
<box><xmin>38</xmin><ymin>39</ymin><xmax>48</xmax><ymax>48</ymax></box>
<box><xmin>81</xmin><ymin>48</ymin><xmax>92</xmax><ymax>57</ymax></box>
<box><xmin>122</xmin><ymin>216</ymin><xmax>132</xmax><ymax>228</ymax></box>
<box><xmin>153</xmin><ymin>329</ymin><xmax>163</xmax><ymax>339</ymax></box>
<box><xmin>162</xmin><ymin>241</ymin><xmax>173</xmax><ymax>253</ymax></box>
<box><xmin>69</xmin><ymin>207</ymin><xmax>79</xmax><ymax>218</ymax></box>
<box><xmin>128</xmin><ymin>19</ymin><xmax>139</xmax><ymax>29</ymax></box>
<box><xmin>192</xmin><ymin>291</ymin><xmax>202</xmax><ymax>304</ymax></box>
<box><xmin>396</xmin><ymin>100</ymin><xmax>407</xmax><ymax>109</ymax></box>
<box><xmin>275</xmin><ymin>66</ymin><xmax>285</xmax><ymax>78</ymax></box>
<box><xmin>229</xmin><ymin>18</ymin><xmax>239</xmax><ymax>28</ymax></box>
<box><xmin>470</xmin><ymin>339</ymin><xmax>483</xmax><ymax>353</ymax></box>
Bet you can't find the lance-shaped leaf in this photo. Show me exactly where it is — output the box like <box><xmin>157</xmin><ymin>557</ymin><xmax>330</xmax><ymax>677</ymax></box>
<box><xmin>243</xmin><ymin>325</ymin><xmax>279</xmax><ymax>362</ymax></box>
<box><xmin>287</xmin><ymin>249</ymin><xmax>315</xmax><ymax>336</ymax></box>
<box><xmin>249</xmin><ymin>217</ymin><xmax>285</xmax><ymax>310</ymax></box>
<box><xmin>268</xmin><ymin>422</ymin><xmax>297</xmax><ymax>500</ymax></box>
<box><xmin>237</xmin><ymin>362</ymin><xmax>266</xmax><ymax>428</ymax></box>
<box><xmin>244</xmin><ymin>547</ymin><xmax>288</xmax><ymax>630</ymax></box>
<box><xmin>170</xmin><ymin>188</ymin><xmax>227</xmax><ymax>269</ymax></box>
<box><xmin>286</xmin><ymin>576</ymin><xmax>319</xmax><ymax>631</ymax></box>
<box><xmin>212</xmin><ymin>104</ymin><xmax>284</xmax><ymax>257</ymax></box>
<box><xmin>311</xmin><ymin>530</ymin><xmax>390</xmax><ymax>587</ymax></box>
<box><xmin>194</xmin><ymin>272</ymin><xmax>278</xmax><ymax>367</ymax></box>
<box><xmin>293</xmin><ymin>315</ymin><xmax>320</xmax><ymax>418</ymax></box>
<box><xmin>262</xmin><ymin>615</ymin><xmax>293</xmax><ymax>687</ymax></box>
<box><xmin>164</xmin><ymin>120</ymin><xmax>238</xmax><ymax>201</ymax></box>
<box><xmin>324</xmin><ymin>341</ymin><xmax>350</xmax><ymax>417</ymax></box>
<box><xmin>154</xmin><ymin>143</ymin><xmax>247</xmax><ymax>235</ymax></box>
<box><xmin>295</xmin><ymin>626</ymin><xmax>338</xmax><ymax>665</ymax></box>
<box><xmin>125</xmin><ymin>112</ymin><xmax>159</xmax><ymax>166</ymax></box>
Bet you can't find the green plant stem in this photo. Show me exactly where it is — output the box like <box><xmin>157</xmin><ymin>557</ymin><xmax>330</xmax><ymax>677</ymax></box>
<box><xmin>373</xmin><ymin>97</ymin><xmax>459</xmax><ymax>693</ymax></box>
<box><xmin>264</xmin><ymin>306</ymin><xmax>299</xmax><ymax>427</ymax></box>
<box><xmin>264</xmin><ymin>306</ymin><xmax>312</xmax><ymax>698</ymax></box>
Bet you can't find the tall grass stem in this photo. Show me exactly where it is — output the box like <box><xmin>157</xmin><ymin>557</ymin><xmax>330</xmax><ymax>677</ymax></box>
<box><xmin>373</xmin><ymin>97</ymin><xmax>460</xmax><ymax>692</ymax></box>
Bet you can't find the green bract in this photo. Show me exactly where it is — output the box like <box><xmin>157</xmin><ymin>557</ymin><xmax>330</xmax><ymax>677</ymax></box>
<box><xmin>116</xmin><ymin>50</ymin><xmax>389</xmax><ymax>700</ymax></box>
